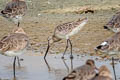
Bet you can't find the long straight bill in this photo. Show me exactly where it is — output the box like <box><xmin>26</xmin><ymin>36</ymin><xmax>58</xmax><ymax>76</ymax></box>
<box><xmin>44</xmin><ymin>40</ymin><xmax>50</xmax><ymax>59</ymax></box>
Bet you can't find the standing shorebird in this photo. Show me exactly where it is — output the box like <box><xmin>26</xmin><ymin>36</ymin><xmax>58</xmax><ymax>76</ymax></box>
<box><xmin>44</xmin><ymin>18</ymin><xmax>88</xmax><ymax>59</ymax></box>
<box><xmin>0</xmin><ymin>0</ymin><xmax>27</xmax><ymax>27</ymax></box>
<box><xmin>95</xmin><ymin>32</ymin><xmax>120</xmax><ymax>55</ymax></box>
<box><xmin>95</xmin><ymin>32</ymin><xmax>118</xmax><ymax>80</ymax></box>
<box><xmin>104</xmin><ymin>12</ymin><xmax>120</xmax><ymax>33</ymax></box>
<box><xmin>0</xmin><ymin>27</ymin><xmax>29</xmax><ymax>77</ymax></box>
<box><xmin>63</xmin><ymin>59</ymin><xmax>97</xmax><ymax>80</ymax></box>
<box><xmin>91</xmin><ymin>65</ymin><xmax>113</xmax><ymax>80</ymax></box>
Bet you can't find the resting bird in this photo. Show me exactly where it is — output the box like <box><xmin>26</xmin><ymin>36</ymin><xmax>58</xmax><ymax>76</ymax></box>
<box><xmin>91</xmin><ymin>65</ymin><xmax>113</xmax><ymax>80</ymax></box>
<box><xmin>63</xmin><ymin>59</ymin><xmax>97</xmax><ymax>80</ymax></box>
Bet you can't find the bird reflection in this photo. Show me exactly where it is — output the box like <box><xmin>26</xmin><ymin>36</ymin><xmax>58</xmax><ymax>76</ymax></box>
<box><xmin>70</xmin><ymin>58</ymin><xmax>73</xmax><ymax>71</ymax></box>
<box><xmin>44</xmin><ymin>58</ymin><xmax>51</xmax><ymax>71</ymax></box>
<box><xmin>62</xmin><ymin>58</ymin><xmax>74</xmax><ymax>73</ymax></box>
<box><xmin>62</xmin><ymin>59</ymin><xmax>69</xmax><ymax>73</ymax></box>
<box><xmin>44</xmin><ymin>56</ymin><xmax>74</xmax><ymax>73</ymax></box>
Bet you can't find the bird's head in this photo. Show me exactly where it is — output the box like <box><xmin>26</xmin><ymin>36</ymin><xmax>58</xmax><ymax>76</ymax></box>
<box><xmin>86</xmin><ymin>59</ymin><xmax>98</xmax><ymax>70</ymax></box>
<box><xmin>98</xmin><ymin>65</ymin><xmax>112</xmax><ymax>78</ymax></box>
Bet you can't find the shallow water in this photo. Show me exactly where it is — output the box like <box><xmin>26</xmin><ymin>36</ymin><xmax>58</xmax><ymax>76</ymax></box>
<box><xmin>0</xmin><ymin>52</ymin><xmax>120</xmax><ymax>80</ymax></box>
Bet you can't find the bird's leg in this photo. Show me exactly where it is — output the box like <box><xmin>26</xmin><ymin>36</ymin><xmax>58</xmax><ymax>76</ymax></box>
<box><xmin>68</xmin><ymin>39</ymin><xmax>73</xmax><ymax>59</ymax></box>
<box><xmin>112</xmin><ymin>57</ymin><xmax>117</xmax><ymax>80</ymax></box>
<box><xmin>17</xmin><ymin>56</ymin><xmax>21</xmax><ymax>67</ymax></box>
<box><xmin>62</xmin><ymin>39</ymin><xmax>69</xmax><ymax>59</ymax></box>
<box><xmin>17</xmin><ymin>22</ymin><xmax>20</xmax><ymax>27</ymax></box>
<box><xmin>13</xmin><ymin>56</ymin><xmax>17</xmax><ymax>78</ymax></box>
<box><xmin>13</xmin><ymin>76</ymin><xmax>16</xmax><ymax>80</ymax></box>
<box><xmin>44</xmin><ymin>40</ymin><xmax>50</xmax><ymax>59</ymax></box>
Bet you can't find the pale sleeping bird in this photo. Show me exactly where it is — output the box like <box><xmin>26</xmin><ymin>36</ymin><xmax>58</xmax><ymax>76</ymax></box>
<box><xmin>1</xmin><ymin>0</ymin><xmax>27</xmax><ymax>27</ymax></box>
<box><xmin>63</xmin><ymin>59</ymin><xmax>97</xmax><ymax>80</ymax></box>
<box><xmin>104</xmin><ymin>12</ymin><xmax>120</xmax><ymax>33</ymax></box>
<box><xmin>44</xmin><ymin>18</ymin><xmax>88</xmax><ymax>59</ymax></box>
<box><xmin>95</xmin><ymin>32</ymin><xmax>120</xmax><ymax>55</ymax></box>
<box><xmin>0</xmin><ymin>27</ymin><xmax>29</xmax><ymax>77</ymax></box>
<box><xmin>91</xmin><ymin>65</ymin><xmax>113</xmax><ymax>80</ymax></box>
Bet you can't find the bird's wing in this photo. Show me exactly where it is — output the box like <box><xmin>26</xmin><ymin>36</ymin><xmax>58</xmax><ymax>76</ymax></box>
<box><xmin>0</xmin><ymin>33</ymin><xmax>29</xmax><ymax>53</ymax></box>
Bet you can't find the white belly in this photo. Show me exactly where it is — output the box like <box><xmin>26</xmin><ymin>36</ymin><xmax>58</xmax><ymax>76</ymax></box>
<box><xmin>67</xmin><ymin>21</ymin><xmax>87</xmax><ymax>38</ymax></box>
<box><xmin>56</xmin><ymin>33</ymin><xmax>67</xmax><ymax>39</ymax></box>
<box><xmin>3</xmin><ymin>49</ymin><xmax>26</xmax><ymax>57</ymax></box>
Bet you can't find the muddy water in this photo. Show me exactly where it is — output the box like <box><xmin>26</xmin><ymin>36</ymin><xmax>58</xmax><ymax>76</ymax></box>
<box><xmin>0</xmin><ymin>52</ymin><xmax>120</xmax><ymax>80</ymax></box>
<box><xmin>0</xmin><ymin>0</ymin><xmax>120</xmax><ymax>80</ymax></box>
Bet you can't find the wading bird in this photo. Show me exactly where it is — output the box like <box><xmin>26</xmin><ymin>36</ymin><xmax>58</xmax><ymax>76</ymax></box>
<box><xmin>0</xmin><ymin>27</ymin><xmax>29</xmax><ymax>77</ymax></box>
<box><xmin>44</xmin><ymin>18</ymin><xmax>88</xmax><ymax>59</ymax></box>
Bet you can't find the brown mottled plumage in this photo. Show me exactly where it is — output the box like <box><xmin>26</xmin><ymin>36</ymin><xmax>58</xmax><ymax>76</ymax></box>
<box><xmin>54</xmin><ymin>18</ymin><xmax>88</xmax><ymax>39</ymax></box>
<box><xmin>63</xmin><ymin>59</ymin><xmax>97</xmax><ymax>80</ymax></box>
<box><xmin>44</xmin><ymin>18</ymin><xmax>88</xmax><ymax>59</ymax></box>
<box><xmin>0</xmin><ymin>27</ymin><xmax>29</xmax><ymax>77</ymax></box>
<box><xmin>95</xmin><ymin>32</ymin><xmax>120</xmax><ymax>54</ymax></box>
<box><xmin>1</xmin><ymin>0</ymin><xmax>27</xmax><ymax>27</ymax></box>
<box><xmin>0</xmin><ymin>33</ymin><xmax>29</xmax><ymax>55</ymax></box>
<box><xmin>91</xmin><ymin>65</ymin><xmax>113</xmax><ymax>80</ymax></box>
<box><xmin>104</xmin><ymin>12</ymin><xmax>120</xmax><ymax>33</ymax></box>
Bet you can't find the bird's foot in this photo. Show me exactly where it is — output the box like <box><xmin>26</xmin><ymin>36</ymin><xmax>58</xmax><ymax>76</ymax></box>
<box><xmin>70</xmin><ymin>55</ymin><xmax>74</xmax><ymax>59</ymax></box>
<box><xmin>20</xmin><ymin>58</ymin><xmax>24</xmax><ymax>61</ymax></box>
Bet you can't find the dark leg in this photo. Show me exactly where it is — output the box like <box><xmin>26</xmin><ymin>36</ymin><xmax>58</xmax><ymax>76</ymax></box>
<box><xmin>17</xmin><ymin>56</ymin><xmax>21</xmax><ymax>67</ymax></box>
<box><xmin>17</xmin><ymin>22</ymin><xmax>20</xmax><ymax>27</ymax></box>
<box><xmin>13</xmin><ymin>56</ymin><xmax>17</xmax><ymax>78</ymax></box>
<box><xmin>44</xmin><ymin>40</ymin><xmax>50</xmax><ymax>59</ymax></box>
<box><xmin>13</xmin><ymin>76</ymin><xmax>16</xmax><ymax>80</ymax></box>
<box><xmin>62</xmin><ymin>39</ymin><xmax>69</xmax><ymax>59</ymax></box>
<box><xmin>68</xmin><ymin>39</ymin><xmax>73</xmax><ymax>59</ymax></box>
<box><xmin>112</xmin><ymin>57</ymin><xmax>117</xmax><ymax>80</ymax></box>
